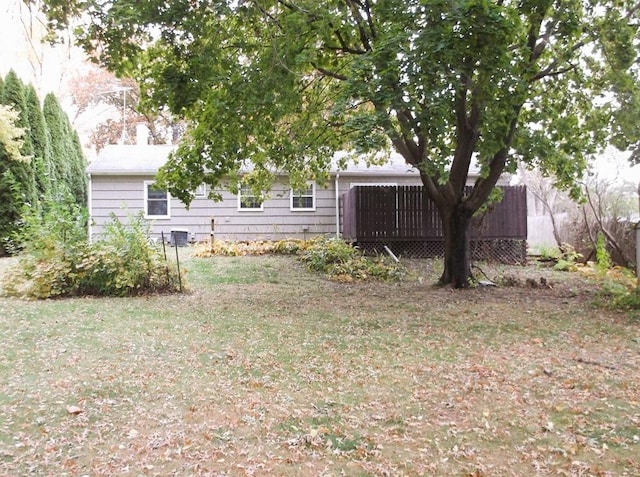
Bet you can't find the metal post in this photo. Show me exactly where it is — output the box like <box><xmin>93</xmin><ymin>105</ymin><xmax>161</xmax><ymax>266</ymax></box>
<box><xmin>636</xmin><ymin>221</ymin><xmax>640</xmax><ymax>286</ymax></box>
<box><xmin>637</xmin><ymin>181</ymin><xmax>640</xmax><ymax>286</ymax></box>
<box><xmin>335</xmin><ymin>173</ymin><xmax>341</xmax><ymax>238</ymax></box>
<box><xmin>161</xmin><ymin>231</ymin><xmax>167</xmax><ymax>261</ymax></box>
<box><xmin>175</xmin><ymin>240</ymin><xmax>182</xmax><ymax>293</ymax></box>
<box><xmin>210</xmin><ymin>217</ymin><xmax>215</xmax><ymax>252</ymax></box>
<box><xmin>121</xmin><ymin>89</ymin><xmax>127</xmax><ymax>143</ymax></box>
<box><xmin>161</xmin><ymin>231</ymin><xmax>169</xmax><ymax>285</ymax></box>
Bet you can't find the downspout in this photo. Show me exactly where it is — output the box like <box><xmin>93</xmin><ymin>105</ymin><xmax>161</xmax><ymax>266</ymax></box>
<box><xmin>335</xmin><ymin>172</ymin><xmax>341</xmax><ymax>238</ymax></box>
<box><xmin>87</xmin><ymin>173</ymin><xmax>93</xmax><ymax>243</ymax></box>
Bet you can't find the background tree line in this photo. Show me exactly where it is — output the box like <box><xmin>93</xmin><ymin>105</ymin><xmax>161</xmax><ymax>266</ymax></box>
<box><xmin>0</xmin><ymin>69</ymin><xmax>86</xmax><ymax>255</ymax></box>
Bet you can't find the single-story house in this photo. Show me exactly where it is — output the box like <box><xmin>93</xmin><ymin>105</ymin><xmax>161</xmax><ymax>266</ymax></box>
<box><xmin>87</xmin><ymin>146</ymin><xmax>420</xmax><ymax>243</ymax></box>
<box><xmin>86</xmin><ymin>135</ymin><xmax>511</xmax><ymax>244</ymax></box>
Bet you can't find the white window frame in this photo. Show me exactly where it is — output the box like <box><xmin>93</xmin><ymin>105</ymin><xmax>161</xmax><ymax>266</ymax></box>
<box><xmin>144</xmin><ymin>181</ymin><xmax>171</xmax><ymax>219</ymax></box>
<box><xmin>237</xmin><ymin>183</ymin><xmax>264</xmax><ymax>211</ymax></box>
<box><xmin>194</xmin><ymin>183</ymin><xmax>206</xmax><ymax>198</ymax></box>
<box><xmin>290</xmin><ymin>181</ymin><xmax>316</xmax><ymax>211</ymax></box>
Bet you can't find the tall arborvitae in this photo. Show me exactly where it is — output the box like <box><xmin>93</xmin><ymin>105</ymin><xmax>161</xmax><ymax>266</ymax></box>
<box><xmin>25</xmin><ymin>84</ymin><xmax>53</xmax><ymax>198</ymax></box>
<box><xmin>59</xmin><ymin>106</ymin><xmax>87</xmax><ymax>205</ymax></box>
<box><xmin>2</xmin><ymin>72</ymin><xmax>34</xmax><ymax>158</ymax></box>
<box><xmin>0</xmin><ymin>74</ymin><xmax>9</xmax><ymax>254</ymax></box>
<box><xmin>0</xmin><ymin>71</ymin><xmax>38</xmax><ymax>253</ymax></box>
<box><xmin>68</xmin><ymin>129</ymin><xmax>87</xmax><ymax>205</ymax></box>
<box><xmin>1</xmin><ymin>71</ymin><xmax>37</xmax><ymax>202</ymax></box>
<box><xmin>43</xmin><ymin>93</ymin><xmax>86</xmax><ymax>206</ymax></box>
<box><xmin>0</xmin><ymin>139</ymin><xmax>17</xmax><ymax>254</ymax></box>
<box><xmin>42</xmin><ymin>93</ymin><xmax>65</xmax><ymax>186</ymax></box>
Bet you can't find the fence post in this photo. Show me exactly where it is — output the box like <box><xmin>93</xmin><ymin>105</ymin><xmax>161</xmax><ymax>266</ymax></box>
<box><xmin>210</xmin><ymin>217</ymin><xmax>215</xmax><ymax>253</ymax></box>
<box><xmin>636</xmin><ymin>221</ymin><xmax>640</xmax><ymax>285</ymax></box>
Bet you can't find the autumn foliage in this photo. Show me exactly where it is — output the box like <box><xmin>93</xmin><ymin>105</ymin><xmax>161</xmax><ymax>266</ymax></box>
<box><xmin>0</xmin><ymin>200</ymin><xmax>182</xmax><ymax>298</ymax></box>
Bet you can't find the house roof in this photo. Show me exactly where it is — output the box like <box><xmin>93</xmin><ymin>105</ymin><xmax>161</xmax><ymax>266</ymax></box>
<box><xmin>329</xmin><ymin>151</ymin><xmax>420</xmax><ymax>177</ymax></box>
<box><xmin>87</xmin><ymin>144</ymin><xmax>422</xmax><ymax>177</ymax></box>
<box><xmin>86</xmin><ymin>145</ymin><xmax>176</xmax><ymax>175</ymax></box>
<box><xmin>86</xmin><ymin>144</ymin><xmax>495</xmax><ymax>180</ymax></box>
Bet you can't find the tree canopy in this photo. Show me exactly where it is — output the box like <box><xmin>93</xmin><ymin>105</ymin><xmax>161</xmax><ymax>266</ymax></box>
<box><xmin>35</xmin><ymin>0</ymin><xmax>640</xmax><ymax>286</ymax></box>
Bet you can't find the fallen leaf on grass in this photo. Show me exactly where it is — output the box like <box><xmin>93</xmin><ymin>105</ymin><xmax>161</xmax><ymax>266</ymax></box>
<box><xmin>66</xmin><ymin>405</ymin><xmax>83</xmax><ymax>415</ymax></box>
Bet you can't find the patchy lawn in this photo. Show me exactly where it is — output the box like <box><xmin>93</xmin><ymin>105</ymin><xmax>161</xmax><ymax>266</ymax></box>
<box><xmin>0</xmin><ymin>254</ymin><xmax>639</xmax><ymax>476</ymax></box>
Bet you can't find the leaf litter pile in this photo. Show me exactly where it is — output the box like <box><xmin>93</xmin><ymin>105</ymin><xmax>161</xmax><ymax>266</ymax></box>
<box><xmin>0</xmin><ymin>254</ymin><xmax>639</xmax><ymax>476</ymax></box>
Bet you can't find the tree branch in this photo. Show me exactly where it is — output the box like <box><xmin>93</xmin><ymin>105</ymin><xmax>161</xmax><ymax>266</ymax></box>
<box><xmin>332</xmin><ymin>29</ymin><xmax>368</xmax><ymax>54</ymax></box>
<box><xmin>532</xmin><ymin>62</ymin><xmax>577</xmax><ymax>81</ymax></box>
<box><xmin>360</xmin><ymin>0</ymin><xmax>376</xmax><ymax>40</ymax></box>
<box><xmin>454</xmin><ymin>73</ymin><xmax>470</xmax><ymax>132</ymax></box>
<box><xmin>449</xmin><ymin>71</ymin><xmax>477</xmax><ymax>198</ymax></box>
<box><xmin>625</xmin><ymin>1</ymin><xmax>640</xmax><ymax>19</ymax></box>
<box><xmin>394</xmin><ymin>108</ymin><xmax>421</xmax><ymax>158</ymax></box>
<box><xmin>468</xmin><ymin>101</ymin><xmax>524</xmax><ymax>211</ymax></box>
<box><xmin>530</xmin><ymin>188</ymin><xmax>565</xmax><ymax>249</ymax></box>
<box><xmin>373</xmin><ymin>102</ymin><xmax>421</xmax><ymax>169</ymax></box>
<box><xmin>311</xmin><ymin>62</ymin><xmax>348</xmax><ymax>81</ymax></box>
<box><xmin>584</xmin><ymin>180</ymin><xmax>634</xmax><ymax>266</ymax></box>
<box><xmin>419</xmin><ymin>169</ymin><xmax>447</xmax><ymax>208</ymax></box>
<box><xmin>343</xmin><ymin>0</ymin><xmax>374</xmax><ymax>51</ymax></box>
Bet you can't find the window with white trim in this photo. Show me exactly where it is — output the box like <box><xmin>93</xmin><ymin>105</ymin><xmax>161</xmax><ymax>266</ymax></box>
<box><xmin>237</xmin><ymin>183</ymin><xmax>263</xmax><ymax>211</ymax></box>
<box><xmin>290</xmin><ymin>182</ymin><xmax>316</xmax><ymax>211</ymax></box>
<box><xmin>144</xmin><ymin>181</ymin><xmax>170</xmax><ymax>219</ymax></box>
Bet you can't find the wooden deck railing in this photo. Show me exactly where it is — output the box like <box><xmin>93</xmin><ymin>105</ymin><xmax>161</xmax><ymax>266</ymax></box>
<box><xmin>342</xmin><ymin>185</ymin><xmax>527</xmax><ymax>242</ymax></box>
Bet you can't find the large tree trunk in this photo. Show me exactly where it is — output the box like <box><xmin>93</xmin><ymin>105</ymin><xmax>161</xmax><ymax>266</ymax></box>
<box><xmin>439</xmin><ymin>204</ymin><xmax>474</xmax><ymax>288</ymax></box>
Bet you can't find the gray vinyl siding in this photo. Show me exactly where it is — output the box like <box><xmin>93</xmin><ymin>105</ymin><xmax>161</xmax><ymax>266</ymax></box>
<box><xmin>91</xmin><ymin>173</ymin><xmax>501</xmax><ymax>243</ymax></box>
<box><xmin>89</xmin><ymin>175</ymin><xmax>349</xmax><ymax>242</ymax></box>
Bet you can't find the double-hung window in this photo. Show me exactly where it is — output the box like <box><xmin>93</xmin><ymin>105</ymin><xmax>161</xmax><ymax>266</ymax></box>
<box><xmin>144</xmin><ymin>181</ymin><xmax>170</xmax><ymax>219</ymax></box>
<box><xmin>290</xmin><ymin>182</ymin><xmax>316</xmax><ymax>211</ymax></box>
<box><xmin>237</xmin><ymin>183</ymin><xmax>263</xmax><ymax>211</ymax></box>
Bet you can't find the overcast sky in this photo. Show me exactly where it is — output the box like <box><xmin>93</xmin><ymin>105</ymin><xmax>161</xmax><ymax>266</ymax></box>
<box><xmin>0</xmin><ymin>0</ymin><xmax>79</xmax><ymax>97</ymax></box>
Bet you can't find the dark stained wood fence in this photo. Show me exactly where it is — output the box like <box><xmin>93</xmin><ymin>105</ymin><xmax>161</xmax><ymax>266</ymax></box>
<box><xmin>342</xmin><ymin>185</ymin><xmax>528</xmax><ymax>262</ymax></box>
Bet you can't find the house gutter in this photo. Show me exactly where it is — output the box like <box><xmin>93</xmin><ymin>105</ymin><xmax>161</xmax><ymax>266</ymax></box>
<box><xmin>335</xmin><ymin>172</ymin><xmax>340</xmax><ymax>238</ymax></box>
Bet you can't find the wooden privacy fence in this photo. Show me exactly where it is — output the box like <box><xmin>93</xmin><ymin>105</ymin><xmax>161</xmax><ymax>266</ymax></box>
<box><xmin>342</xmin><ymin>185</ymin><xmax>528</xmax><ymax>263</ymax></box>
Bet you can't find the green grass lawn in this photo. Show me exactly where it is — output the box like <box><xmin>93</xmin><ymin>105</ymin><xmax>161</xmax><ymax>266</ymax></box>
<box><xmin>0</xmin><ymin>253</ymin><xmax>639</xmax><ymax>476</ymax></box>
